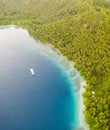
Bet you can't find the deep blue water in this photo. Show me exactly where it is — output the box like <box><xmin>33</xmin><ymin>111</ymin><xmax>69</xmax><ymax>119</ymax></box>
<box><xmin>0</xmin><ymin>27</ymin><xmax>78</xmax><ymax>130</ymax></box>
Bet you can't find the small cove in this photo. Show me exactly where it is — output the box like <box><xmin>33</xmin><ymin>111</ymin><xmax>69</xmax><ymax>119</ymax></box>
<box><xmin>0</xmin><ymin>26</ymin><xmax>85</xmax><ymax>130</ymax></box>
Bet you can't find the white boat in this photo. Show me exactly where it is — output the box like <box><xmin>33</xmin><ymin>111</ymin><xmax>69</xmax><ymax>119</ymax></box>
<box><xmin>30</xmin><ymin>68</ymin><xmax>35</xmax><ymax>76</ymax></box>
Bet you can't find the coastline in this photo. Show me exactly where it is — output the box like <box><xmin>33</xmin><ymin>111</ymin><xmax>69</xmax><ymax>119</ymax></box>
<box><xmin>29</xmin><ymin>37</ymin><xmax>89</xmax><ymax>130</ymax></box>
<box><xmin>0</xmin><ymin>25</ymin><xmax>89</xmax><ymax>129</ymax></box>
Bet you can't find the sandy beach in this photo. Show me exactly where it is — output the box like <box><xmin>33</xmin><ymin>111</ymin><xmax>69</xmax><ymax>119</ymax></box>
<box><xmin>29</xmin><ymin>37</ymin><xmax>89</xmax><ymax>130</ymax></box>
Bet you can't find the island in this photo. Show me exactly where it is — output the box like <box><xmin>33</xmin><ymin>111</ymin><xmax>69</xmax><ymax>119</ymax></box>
<box><xmin>0</xmin><ymin>0</ymin><xmax>109</xmax><ymax>130</ymax></box>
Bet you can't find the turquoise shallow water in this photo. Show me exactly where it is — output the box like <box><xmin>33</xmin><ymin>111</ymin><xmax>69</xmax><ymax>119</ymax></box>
<box><xmin>0</xmin><ymin>27</ymin><xmax>79</xmax><ymax>130</ymax></box>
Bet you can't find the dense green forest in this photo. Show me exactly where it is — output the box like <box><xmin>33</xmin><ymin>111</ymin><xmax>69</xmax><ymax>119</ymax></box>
<box><xmin>0</xmin><ymin>0</ymin><xmax>110</xmax><ymax>129</ymax></box>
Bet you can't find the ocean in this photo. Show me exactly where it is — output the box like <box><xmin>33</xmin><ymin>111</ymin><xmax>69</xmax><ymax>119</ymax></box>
<box><xmin>0</xmin><ymin>27</ymin><xmax>79</xmax><ymax>130</ymax></box>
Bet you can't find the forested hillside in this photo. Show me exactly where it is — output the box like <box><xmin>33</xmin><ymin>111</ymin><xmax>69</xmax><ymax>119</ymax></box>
<box><xmin>0</xmin><ymin>0</ymin><xmax>110</xmax><ymax>130</ymax></box>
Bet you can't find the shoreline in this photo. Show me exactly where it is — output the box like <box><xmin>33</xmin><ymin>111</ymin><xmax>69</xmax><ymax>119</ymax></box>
<box><xmin>29</xmin><ymin>37</ymin><xmax>89</xmax><ymax>130</ymax></box>
<box><xmin>0</xmin><ymin>25</ymin><xmax>89</xmax><ymax>130</ymax></box>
